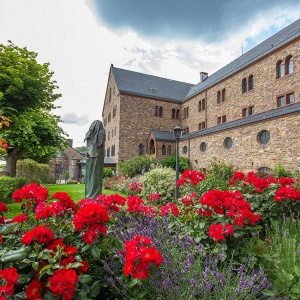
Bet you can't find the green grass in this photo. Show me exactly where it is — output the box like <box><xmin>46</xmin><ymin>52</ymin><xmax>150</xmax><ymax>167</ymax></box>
<box><xmin>4</xmin><ymin>184</ymin><xmax>126</xmax><ymax>218</ymax></box>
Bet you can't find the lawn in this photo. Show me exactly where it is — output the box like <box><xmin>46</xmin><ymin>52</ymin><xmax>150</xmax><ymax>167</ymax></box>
<box><xmin>4</xmin><ymin>184</ymin><xmax>125</xmax><ymax>218</ymax></box>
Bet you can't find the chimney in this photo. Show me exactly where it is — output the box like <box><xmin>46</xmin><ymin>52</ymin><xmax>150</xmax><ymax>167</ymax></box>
<box><xmin>67</xmin><ymin>139</ymin><xmax>73</xmax><ymax>147</ymax></box>
<box><xmin>200</xmin><ymin>72</ymin><xmax>208</xmax><ymax>82</ymax></box>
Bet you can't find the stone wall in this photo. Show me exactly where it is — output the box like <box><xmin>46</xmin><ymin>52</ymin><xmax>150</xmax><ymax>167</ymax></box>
<box><xmin>102</xmin><ymin>37</ymin><xmax>300</xmax><ymax>172</ymax></box>
<box><xmin>180</xmin><ymin>112</ymin><xmax>300</xmax><ymax>173</ymax></box>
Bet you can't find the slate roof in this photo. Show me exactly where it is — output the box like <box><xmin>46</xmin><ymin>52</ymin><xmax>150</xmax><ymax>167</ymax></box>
<box><xmin>112</xmin><ymin>67</ymin><xmax>194</xmax><ymax>102</ymax></box>
<box><xmin>112</xmin><ymin>18</ymin><xmax>300</xmax><ymax>102</ymax></box>
<box><xmin>151</xmin><ymin>130</ymin><xmax>175</xmax><ymax>141</ymax></box>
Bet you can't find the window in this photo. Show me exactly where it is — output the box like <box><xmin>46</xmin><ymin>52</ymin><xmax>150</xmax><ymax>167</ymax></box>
<box><xmin>242</xmin><ymin>78</ymin><xmax>247</xmax><ymax>93</ymax></box>
<box><xmin>176</xmin><ymin>109</ymin><xmax>180</xmax><ymax>119</ymax></box>
<box><xmin>257</xmin><ymin>130</ymin><xmax>270</xmax><ymax>145</ymax></box>
<box><xmin>277</xmin><ymin>60</ymin><xmax>284</xmax><ymax>78</ymax></box>
<box><xmin>107</xmin><ymin>130</ymin><xmax>110</xmax><ymax>141</ymax></box>
<box><xmin>172</xmin><ymin>108</ymin><xmax>175</xmax><ymax>119</ymax></box>
<box><xmin>111</xmin><ymin>145</ymin><xmax>115</xmax><ymax>156</ymax></box>
<box><xmin>182</xmin><ymin>146</ymin><xmax>187</xmax><ymax>154</ymax></box>
<box><xmin>200</xmin><ymin>142</ymin><xmax>207</xmax><ymax>152</ymax></box>
<box><xmin>286</xmin><ymin>56</ymin><xmax>293</xmax><ymax>74</ymax></box>
<box><xmin>277</xmin><ymin>93</ymin><xmax>295</xmax><ymax>107</ymax></box>
<box><xmin>106</xmin><ymin>147</ymin><xmax>110</xmax><ymax>157</ymax></box>
<box><xmin>162</xmin><ymin>145</ymin><xmax>166</xmax><ymax>155</ymax></box>
<box><xmin>109</xmin><ymin>88</ymin><xmax>112</xmax><ymax>102</ymax></box>
<box><xmin>217</xmin><ymin>91</ymin><xmax>221</xmax><ymax>104</ymax></box>
<box><xmin>198</xmin><ymin>99</ymin><xmax>205</xmax><ymax>111</ymax></box>
<box><xmin>154</xmin><ymin>106</ymin><xmax>158</xmax><ymax>116</ymax></box>
<box><xmin>224</xmin><ymin>137</ymin><xmax>233</xmax><ymax>149</ymax></box>
<box><xmin>113</xmin><ymin>106</ymin><xmax>117</xmax><ymax>118</ymax></box>
<box><xmin>242</xmin><ymin>106</ymin><xmax>254</xmax><ymax>117</ymax></box>
<box><xmin>159</xmin><ymin>106</ymin><xmax>163</xmax><ymax>117</ymax></box>
<box><xmin>287</xmin><ymin>93</ymin><xmax>294</xmax><ymax>104</ymax></box>
<box><xmin>108</xmin><ymin>113</ymin><xmax>111</xmax><ymax>123</ymax></box>
<box><xmin>248</xmin><ymin>75</ymin><xmax>254</xmax><ymax>90</ymax></box>
<box><xmin>198</xmin><ymin>121</ymin><xmax>206</xmax><ymax>130</ymax></box>
<box><xmin>167</xmin><ymin>145</ymin><xmax>172</xmax><ymax>155</ymax></box>
<box><xmin>138</xmin><ymin>144</ymin><xmax>144</xmax><ymax>155</ymax></box>
<box><xmin>217</xmin><ymin>115</ymin><xmax>226</xmax><ymax>124</ymax></box>
<box><xmin>222</xmin><ymin>89</ymin><xmax>226</xmax><ymax>102</ymax></box>
<box><xmin>104</xmin><ymin>117</ymin><xmax>107</xmax><ymax>126</ymax></box>
<box><xmin>183</xmin><ymin>107</ymin><xmax>189</xmax><ymax>118</ymax></box>
<box><xmin>183</xmin><ymin>127</ymin><xmax>189</xmax><ymax>134</ymax></box>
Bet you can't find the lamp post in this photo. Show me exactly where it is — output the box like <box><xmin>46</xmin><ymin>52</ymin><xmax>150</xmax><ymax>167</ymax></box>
<box><xmin>173</xmin><ymin>125</ymin><xmax>183</xmax><ymax>199</ymax></box>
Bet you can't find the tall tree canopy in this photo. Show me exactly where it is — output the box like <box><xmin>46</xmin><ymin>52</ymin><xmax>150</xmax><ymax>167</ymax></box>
<box><xmin>0</xmin><ymin>42</ymin><xmax>68</xmax><ymax>176</ymax></box>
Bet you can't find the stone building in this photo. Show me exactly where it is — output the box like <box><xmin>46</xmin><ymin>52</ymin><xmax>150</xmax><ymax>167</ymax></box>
<box><xmin>102</xmin><ymin>18</ymin><xmax>300</xmax><ymax>173</ymax></box>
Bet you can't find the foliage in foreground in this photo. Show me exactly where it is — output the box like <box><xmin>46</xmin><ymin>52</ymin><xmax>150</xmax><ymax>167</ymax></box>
<box><xmin>0</xmin><ymin>168</ymin><xmax>299</xmax><ymax>299</ymax></box>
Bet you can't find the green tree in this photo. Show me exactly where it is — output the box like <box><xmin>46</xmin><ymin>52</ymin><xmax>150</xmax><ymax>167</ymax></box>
<box><xmin>0</xmin><ymin>42</ymin><xmax>67</xmax><ymax>176</ymax></box>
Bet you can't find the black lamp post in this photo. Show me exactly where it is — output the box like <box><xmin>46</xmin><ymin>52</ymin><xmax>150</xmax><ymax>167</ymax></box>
<box><xmin>173</xmin><ymin>125</ymin><xmax>183</xmax><ymax>199</ymax></box>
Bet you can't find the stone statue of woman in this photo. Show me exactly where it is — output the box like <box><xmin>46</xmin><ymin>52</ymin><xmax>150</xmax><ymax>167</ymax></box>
<box><xmin>84</xmin><ymin>120</ymin><xmax>105</xmax><ymax>199</ymax></box>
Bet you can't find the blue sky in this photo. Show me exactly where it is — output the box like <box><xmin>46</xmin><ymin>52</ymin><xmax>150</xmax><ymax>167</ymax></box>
<box><xmin>1</xmin><ymin>0</ymin><xmax>300</xmax><ymax>147</ymax></box>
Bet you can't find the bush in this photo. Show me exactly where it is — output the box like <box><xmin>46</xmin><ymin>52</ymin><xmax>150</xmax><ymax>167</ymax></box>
<box><xmin>17</xmin><ymin>158</ymin><xmax>54</xmax><ymax>184</ymax></box>
<box><xmin>104</xmin><ymin>174</ymin><xmax>132</xmax><ymax>195</ymax></box>
<box><xmin>103</xmin><ymin>167</ymin><xmax>114</xmax><ymax>178</ymax></box>
<box><xmin>272</xmin><ymin>162</ymin><xmax>294</xmax><ymax>178</ymax></box>
<box><xmin>118</xmin><ymin>155</ymin><xmax>156</xmax><ymax>178</ymax></box>
<box><xmin>67</xmin><ymin>180</ymin><xmax>78</xmax><ymax>184</ymax></box>
<box><xmin>160</xmin><ymin>153</ymin><xmax>190</xmax><ymax>172</ymax></box>
<box><xmin>140</xmin><ymin>166</ymin><xmax>176</xmax><ymax>204</ymax></box>
<box><xmin>0</xmin><ymin>176</ymin><xmax>28</xmax><ymax>203</ymax></box>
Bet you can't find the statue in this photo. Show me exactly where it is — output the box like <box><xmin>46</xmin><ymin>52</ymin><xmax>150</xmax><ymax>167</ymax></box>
<box><xmin>84</xmin><ymin>120</ymin><xmax>105</xmax><ymax>199</ymax></box>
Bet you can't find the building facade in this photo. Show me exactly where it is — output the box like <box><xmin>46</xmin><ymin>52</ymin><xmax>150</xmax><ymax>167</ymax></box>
<box><xmin>102</xmin><ymin>19</ymin><xmax>300</xmax><ymax>173</ymax></box>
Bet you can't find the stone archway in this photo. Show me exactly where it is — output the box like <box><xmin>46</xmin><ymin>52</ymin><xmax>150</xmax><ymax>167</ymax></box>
<box><xmin>149</xmin><ymin>139</ymin><xmax>155</xmax><ymax>154</ymax></box>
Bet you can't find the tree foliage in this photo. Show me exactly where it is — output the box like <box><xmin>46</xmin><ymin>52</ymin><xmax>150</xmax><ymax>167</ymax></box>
<box><xmin>0</xmin><ymin>42</ymin><xmax>67</xmax><ymax>176</ymax></box>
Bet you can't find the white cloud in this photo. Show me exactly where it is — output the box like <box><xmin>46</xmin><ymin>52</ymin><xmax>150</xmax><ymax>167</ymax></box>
<box><xmin>0</xmin><ymin>0</ymin><xmax>299</xmax><ymax>148</ymax></box>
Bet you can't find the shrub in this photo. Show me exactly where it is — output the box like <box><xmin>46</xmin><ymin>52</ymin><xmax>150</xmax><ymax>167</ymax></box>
<box><xmin>104</xmin><ymin>174</ymin><xmax>132</xmax><ymax>195</ymax></box>
<box><xmin>207</xmin><ymin>158</ymin><xmax>237</xmax><ymax>182</ymax></box>
<box><xmin>160</xmin><ymin>153</ymin><xmax>190</xmax><ymax>172</ymax></box>
<box><xmin>0</xmin><ymin>176</ymin><xmax>28</xmax><ymax>203</ymax></box>
<box><xmin>103</xmin><ymin>167</ymin><xmax>114</xmax><ymax>178</ymax></box>
<box><xmin>272</xmin><ymin>162</ymin><xmax>294</xmax><ymax>178</ymax></box>
<box><xmin>67</xmin><ymin>180</ymin><xmax>78</xmax><ymax>184</ymax></box>
<box><xmin>140</xmin><ymin>166</ymin><xmax>176</xmax><ymax>204</ymax></box>
<box><xmin>118</xmin><ymin>155</ymin><xmax>156</xmax><ymax>178</ymax></box>
<box><xmin>16</xmin><ymin>158</ymin><xmax>53</xmax><ymax>184</ymax></box>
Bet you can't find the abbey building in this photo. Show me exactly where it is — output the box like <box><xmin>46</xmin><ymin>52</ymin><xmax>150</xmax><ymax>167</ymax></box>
<box><xmin>102</xmin><ymin>18</ymin><xmax>300</xmax><ymax>173</ymax></box>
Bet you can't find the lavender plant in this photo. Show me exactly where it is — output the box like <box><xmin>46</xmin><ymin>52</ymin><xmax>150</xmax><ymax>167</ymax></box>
<box><xmin>106</xmin><ymin>212</ymin><xmax>274</xmax><ymax>299</ymax></box>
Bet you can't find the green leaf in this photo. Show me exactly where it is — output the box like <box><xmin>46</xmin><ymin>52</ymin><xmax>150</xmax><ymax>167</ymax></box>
<box><xmin>294</xmin><ymin>266</ymin><xmax>300</xmax><ymax>277</ymax></box>
<box><xmin>262</xmin><ymin>289</ymin><xmax>276</xmax><ymax>296</ymax></box>
<box><xmin>79</xmin><ymin>274</ymin><xmax>92</xmax><ymax>284</ymax></box>
<box><xmin>91</xmin><ymin>280</ymin><xmax>102</xmax><ymax>297</ymax></box>
<box><xmin>91</xmin><ymin>245</ymin><xmax>101</xmax><ymax>259</ymax></box>
<box><xmin>128</xmin><ymin>278</ymin><xmax>139</xmax><ymax>288</ymax></box>
<box><xmin>291</xmin><ymin>287</ymin><xmax>300</xmax><ymax>294</ymax></box>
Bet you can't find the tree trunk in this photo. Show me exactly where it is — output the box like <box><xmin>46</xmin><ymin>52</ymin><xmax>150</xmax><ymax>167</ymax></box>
<box><xmin>6</xmin><ymin>148</ymin><xmax>19</xmax><ymax>177</ymax></box>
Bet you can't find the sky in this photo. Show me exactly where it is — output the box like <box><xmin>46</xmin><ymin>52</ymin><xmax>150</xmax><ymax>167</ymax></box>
<box><xmin>1</xmin><ymin>0</ymin><xmax>300</xmax><ymax>148</ymax></box>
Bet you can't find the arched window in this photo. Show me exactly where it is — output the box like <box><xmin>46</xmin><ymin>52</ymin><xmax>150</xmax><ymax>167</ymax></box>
<box><xmin>167</xmin><ymin>145</ymin><xmax>172</xmax><ymax>155</ymax></box>
<box><xmin>183</xmin><ymin>108</ymin><xmax>186</xmax><ymax>118</ymax></box>
<box><xmin>106</xmin><ymin>147</ymin><xmax>110</xmax><ymax>157</ymax></box>
<box><xmin>217</xmin><ymin>91</ymin><xmax>221</xmax><ymax>104</ymax></box>
<box><xmin>198</xmin><ymin>100</ymin><xmax>201</xmax><ymax>112</ymax></box>
<box><xmin>222</xmin><ymin>88</ymin><xmax>226</xmax><ymax>102</ymax></box>
<box><xmin>111</xmin><ymin>145</ymin><xmax>115</xmax><ymax>156</ymax></box>
<box><xmin>242</xmin><ymin>78</ymin><xmax>247</xmax><ymax>93</ymax></box>
<box><xmin>162</xmin><ymin>145</ymin><xmax>166</xmax><ymax>155</ymax></box>
<box><xmin>154</xmin><ymin>106</ymin><xmax>158</xmax><ymax>116</ymax></box>
<box><xmin>182</xmin><ymin>146</ymin><xmax>187</xmax><ymax>154</ymax></box>
<box><xmin>277</xmin><ymin>60</ymin><xmax>284</xmax><ymax>78</ymax></box>
<box><xmin>286</xmin><ymin>56</ymin><xmax>293</xmax><ymax>74</ymax></box>
<box><xmin>248</xmin><ymin>75</ymin><xmax>254</xmax><ymax>90</ymax></box>
<box><xmin>150</xmin><ymin>139</ymin><xmax>155</xmax><ymax>154</ymax></box>
<box><xmin>159</xmin><ymin>106</ymin><xmax>163</xmax><ymax>117</ymax></box>
<box><xmin>176</xmin><ymin>109</ymin><xmax>180</xmax><ymax>119</ymax></box>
